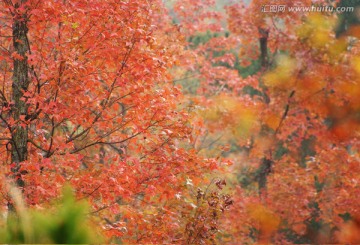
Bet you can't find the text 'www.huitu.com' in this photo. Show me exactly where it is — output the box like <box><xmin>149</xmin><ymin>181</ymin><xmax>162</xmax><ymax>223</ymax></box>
<box><xmin>261</xmin><ymin>5</ymin><xmax>354</xmax><ymax>13</ymax></box>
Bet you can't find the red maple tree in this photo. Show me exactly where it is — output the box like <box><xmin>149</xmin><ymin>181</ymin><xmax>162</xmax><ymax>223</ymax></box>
<box><xmin>0</xmin><ymin>0</ymin><xmax>232</xmax><ymax>243</ymax></box>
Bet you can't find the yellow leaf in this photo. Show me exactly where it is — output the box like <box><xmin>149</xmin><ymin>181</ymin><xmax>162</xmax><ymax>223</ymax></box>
<box><xmin>264</xmin><ymin>55</ymin><xmax>296</xmax><ymax>89</ymax></box>
<box><xmin>352</xmin><ymin>57</ymin><xmax>360</xmax><ymax>75</ymax></box>
<box><xmin>247</xmin><ymin>204</ymin><xmax>280</xmax><ymax>242</ymax></box>
<box><xmin>264</xmin><ymin>113</ymin><xmax>281</xmax><ymax>131</ymax></box>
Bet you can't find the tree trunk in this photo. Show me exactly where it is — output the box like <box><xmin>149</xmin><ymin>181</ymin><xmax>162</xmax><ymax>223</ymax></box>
<box><xmin>258</xmin><ymin>27</ymin><xmax>269</xmax><ymax>69</ymax></box>
<box><xmin>8</xmin><ymin>0</ymin><xmax>29</xmax><ymax>211</ymax></box>
<box><xmin>258</xmin><ymin>27</ymin><xmax>271</xmax><ymax>201</ymax></box>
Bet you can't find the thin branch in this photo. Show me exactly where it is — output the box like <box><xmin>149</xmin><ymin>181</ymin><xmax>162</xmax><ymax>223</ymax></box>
<box><xmin>45</xmin><ymin>118</ymin><xmax>56</xmax><ymax>158</ymax></box>
<box><xmin>77</xmin><ymin>183</ymin><xmax>103</xmax><ymax>201</ymax></box>
<box><xmin>27</xmin><ymin>139</ymin><xmax>47</xmax><ymax>152</ymax></box>
<box><xmin>274</xmin><ymin>90</ymin><xmax>295</xmax><ymax>136</ymax></box>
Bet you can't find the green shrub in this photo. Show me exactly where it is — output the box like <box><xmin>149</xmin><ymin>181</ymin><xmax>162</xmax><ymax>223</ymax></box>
<box><xmin>0</xmin><ymin>186</ymin><xmax>104</xmax><ymax>244</ymax></box>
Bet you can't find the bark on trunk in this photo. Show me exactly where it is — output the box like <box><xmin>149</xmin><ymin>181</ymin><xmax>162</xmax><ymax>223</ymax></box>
<box><xmin>258</xmin><ymin>28</ymin><xmax>271</xmax><ymax>201</ymax></box>
<box><xmin>8</xmin><ymin>0</ymin><xmax>29</xmax><ymax>211</ymax></box>
<box><xmin>258</xmin><ymin>27</ymin><xmax>269</xmax><ymax>69</ymax></box>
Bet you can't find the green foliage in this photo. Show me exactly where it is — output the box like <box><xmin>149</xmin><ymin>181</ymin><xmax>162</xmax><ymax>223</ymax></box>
<box><xmin>188</xmin><ymin>31</ymin><xmax>221</xmax><ymax>48</ymax></box>
<box><xmin>274</xmin><ymin>142</ymin><xmax>289</xmax><ymax>160</ymax></box>
<box><xmin>237</xmin><ymin>167</ymin><xmax>254</xmax><ymax>188</ymax></box>
<box><xmin>248</xmin><ymin>227</ymin><xmax>259</xmax><ymax>241</ymax></box>
<box><xmin>335</xmin><ymin>0</ymin><xmax>360</xmax><ymax>37</ymax></box>
<box><xmin>0</xmin><ymin>186</ymin><xmax>103</xmax><ymax>244</ymax></box>
<box><xmin>299</xmin><ymin>136</ymin><xmax>316</xmax><ymax>168</ymax></box>
<box><xmin>339</xmin><ymin>212</ymin><xmax>352</xmax><ymax>222</ymax></box>
<box><xmin>242</xmin><ymin>85</ymin><xmax>263</xmax><ymax>98</ymax></box>
<box><xmin>235</xmin><ymin>58</ymin><xmax>262</xmax><ymax>78</ymax></box>
<box><xmin>280</xmin><ymin>228</ymin><xmax>312</xmax><ymax>244</ymax></box>
<box><xmin>314</xmin><ymin>175</ymin><xmax>325</xmax><ymax>193</ymax></box>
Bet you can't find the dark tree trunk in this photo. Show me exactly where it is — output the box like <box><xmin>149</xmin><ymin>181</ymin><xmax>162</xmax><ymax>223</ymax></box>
<box><xmin>8</xmin><ymin>0</ymin><xmax>29</xmax><ymax>212</ymax></box>
<box><xmin>257</xmin><ymin>158</ymin><xmax>273</xmax><ymax>198</ymax></box>
<box><xmin>258</xmin><ymin>27</ymin><xmax>269</xmax><ymax>69</ymax></box>
<box><xmin>257</xmin><ymin>27</ymin><xmax>271</xmax><ymax>200</ymax></box>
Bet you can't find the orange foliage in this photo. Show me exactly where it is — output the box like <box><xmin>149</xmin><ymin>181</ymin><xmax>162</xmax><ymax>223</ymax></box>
<box><xmin>1</xmin><ymin>0</ymin><xmax>360</xmax><ymax>243</ymax></box>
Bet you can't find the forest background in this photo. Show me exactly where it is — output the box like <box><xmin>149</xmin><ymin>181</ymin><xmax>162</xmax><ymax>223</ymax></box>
<box><xmin>1</xmin><ymin>0</ymin><xmax>360</xmax><ymax>244</ymax></box>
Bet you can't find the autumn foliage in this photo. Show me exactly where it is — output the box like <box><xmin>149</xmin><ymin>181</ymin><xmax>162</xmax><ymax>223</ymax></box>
<box><xmin>0</xmin><ymin>0</ymin><xmax>360</xmax><ymax>243</ymax></box>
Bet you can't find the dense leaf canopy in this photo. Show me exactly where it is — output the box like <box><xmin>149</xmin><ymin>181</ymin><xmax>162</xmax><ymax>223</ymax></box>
<box><xmin>1</xmin><ymin>0</ymin><xmax>360</xmax><ymax>244</ymax></box>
